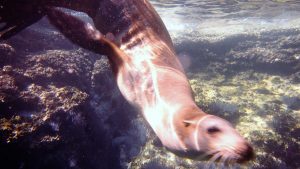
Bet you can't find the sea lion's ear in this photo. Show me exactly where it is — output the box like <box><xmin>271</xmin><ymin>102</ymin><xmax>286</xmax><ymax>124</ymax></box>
<box><xmin>46</xmin><ymin>7</ymin><xmax>112</xmax><ymax>55</ymax></box>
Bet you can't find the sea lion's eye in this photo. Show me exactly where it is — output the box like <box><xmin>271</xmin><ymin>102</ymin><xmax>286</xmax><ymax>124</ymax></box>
<box><xmin>207</xmin><ymin>126</ymin><xmax>221</xmax><ymax>134</ymax></box>
<box><xmin>184</xmin><ymin>122</ymin><xmax>191</xmax><ymax>127</ymax></box>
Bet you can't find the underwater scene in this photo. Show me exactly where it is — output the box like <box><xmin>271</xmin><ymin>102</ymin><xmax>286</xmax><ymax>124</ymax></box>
<box><xmin>0</xmin><ymin>0</ymin><xmax>299</xmax><ymax>169</ymax></box>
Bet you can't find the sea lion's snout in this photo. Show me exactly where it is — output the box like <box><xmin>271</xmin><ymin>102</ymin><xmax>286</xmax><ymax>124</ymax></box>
<box><xmin>237</xmin><ymin>142</ymin><xmax>254</xmax><ymax>163</ymax></box>
<box><xmin>191</xmin><ymin>115</ymin><xmax>254</xmax><ymax>163</ymax></box>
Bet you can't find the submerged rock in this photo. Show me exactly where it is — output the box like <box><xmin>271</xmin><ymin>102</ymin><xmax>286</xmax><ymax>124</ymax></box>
<box><xmin>189</xmin><ymin>69</ymin><xmax>300</xmax><ymax>169</ymax></box>
<box><xmin>176</xmin><ymin>29</ymin><xmax>300</xmax><ymax>75</ymax></box>
<box><xmin>0</xmin><ymin>18</ymin><xmax>130</xmax><ymax>169</ymax></box>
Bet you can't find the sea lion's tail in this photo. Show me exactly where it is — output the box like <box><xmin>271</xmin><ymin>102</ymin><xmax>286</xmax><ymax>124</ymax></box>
<box><xmin>0</xmin><ymin>0</ymin><xmax>45</xmax><ymax>40</ymax></box>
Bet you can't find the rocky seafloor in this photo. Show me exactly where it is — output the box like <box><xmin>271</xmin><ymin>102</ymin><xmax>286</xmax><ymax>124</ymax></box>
<box><xmin>0</xmin><ymin>17</ymin><xmax>299</xmax><ymax>169</ymax></box>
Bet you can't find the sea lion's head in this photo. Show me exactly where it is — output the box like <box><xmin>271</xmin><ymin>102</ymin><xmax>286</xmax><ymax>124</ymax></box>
<box><xmin>173</xmin><ymin>110</ymin><xmax>254</xmax><ymax>163</ymax></box>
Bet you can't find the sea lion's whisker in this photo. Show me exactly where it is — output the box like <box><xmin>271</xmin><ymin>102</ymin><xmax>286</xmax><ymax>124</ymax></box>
<box><xmin>222</xmin><ymin>145</ymin><xmax>239</xmax><ymax>156</ymax></box>
<box><xmin>223</xmin><ymin>145</ymin><xmax>235</xmax><ymax>152</ymax></box>
<box><xmin>209</xmin><ymin>152</ymin><xmax>222</xmax><ymax>163</ymax></box>
<box><xmin>194</xmin><ymin>149</ymin><xmax>218</xmax><ymax>161</ymax></box>
<box><xmin>206</xmin><ymin>149</ymin><xmax>219</xmax><ymax>156</ymax></box>
<box><xmin>225</xmin><ymin>152</ymin><xmax>236</xmax><ymax>164</ymax></box>
<box><xmin>220</xmin><ymin>152</ymin><xmax>228</xmax><ymax>164</ymax></box>
<box><xmin>197</xmin><ymin>153</ymin><xmax>211</xmax><ymax>160</ymax></box>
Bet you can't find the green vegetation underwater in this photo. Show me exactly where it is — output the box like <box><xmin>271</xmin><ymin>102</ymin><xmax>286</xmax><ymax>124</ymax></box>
<box><xmin>0</xmin><ymin>0</ymin><xmax>299</xmax><ymax>169</ymax></box>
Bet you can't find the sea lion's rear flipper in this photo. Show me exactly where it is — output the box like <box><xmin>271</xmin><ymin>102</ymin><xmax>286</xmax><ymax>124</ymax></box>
<box><xmin>0</xmin><ymin>1</ymin><xmax>45</xmax><ymax>40</ymax></box>
<box><xmin>46</xmin><ymin>8</ymin><xmax>130</xmax><ymax>69</ymax></box>
<box><xmin>46</xmin><ymin>7</ymin><xmax>107</xmax><ymax>54</ymax></box>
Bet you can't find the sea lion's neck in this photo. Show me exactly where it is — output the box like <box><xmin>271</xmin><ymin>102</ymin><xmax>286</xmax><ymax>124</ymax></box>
<box><xmin>115</xmin><ymin>34</ymin><xmax>202</xmax><ymax>150</ymax></box>
<box><xmin>119</xmin><ymin>34</ymin><xmax>192</xmax><ymax>104</ymax></box>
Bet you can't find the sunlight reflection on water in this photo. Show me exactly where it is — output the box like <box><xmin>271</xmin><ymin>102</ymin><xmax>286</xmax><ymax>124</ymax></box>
<box><xmin>150</xmin><ymin>0</ymin><xmax>300</xmax><ymax>41</ymax></box>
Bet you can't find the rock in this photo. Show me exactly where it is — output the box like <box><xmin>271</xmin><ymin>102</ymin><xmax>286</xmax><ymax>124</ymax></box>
<box><xmin>176</xmin><ymin>29</ymin><xmax>300</xmax><ymax>75</ymax></box>
<box><xmin>0</xmin><ymin>18</ymin><xmax>128</xmax><ymax>169</ymax></box>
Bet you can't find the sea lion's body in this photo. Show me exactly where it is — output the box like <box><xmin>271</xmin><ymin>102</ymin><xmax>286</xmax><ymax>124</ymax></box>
<box><xmin>0</xmin><ymin>0</ymin><xmax>254</xmax><ymax>163</ymax></box>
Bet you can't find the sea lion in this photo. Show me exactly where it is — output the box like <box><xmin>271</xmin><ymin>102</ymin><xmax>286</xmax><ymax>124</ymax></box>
<box><xmin>0</xmin><ymin>0</ymin><xmax>254</xmax><ymax>163</ymax></box>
